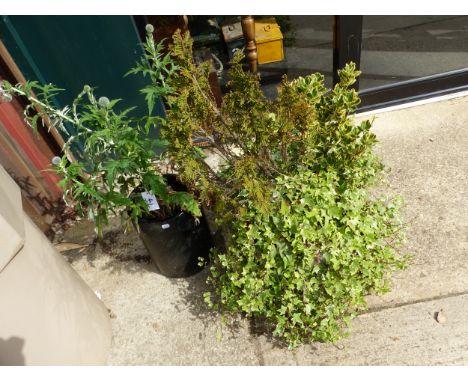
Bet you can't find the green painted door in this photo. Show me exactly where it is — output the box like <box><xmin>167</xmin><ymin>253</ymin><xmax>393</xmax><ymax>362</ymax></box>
<box><xmin>0</xmin><ymin>15</ymin><xmax>164</xmax><ymax>156</ymax></box>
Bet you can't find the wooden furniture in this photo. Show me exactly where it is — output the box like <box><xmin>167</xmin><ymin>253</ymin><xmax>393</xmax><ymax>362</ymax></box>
<box><xmin>241</xmin><ymin>16</ymin><xmax>258</xmax><ymax>74</ymax></box>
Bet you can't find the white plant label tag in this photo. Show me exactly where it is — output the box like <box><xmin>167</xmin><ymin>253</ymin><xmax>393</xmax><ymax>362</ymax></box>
<box><xmin>161</xmin><ymin>223</ymin><xmax>170</xmax><ymax>230</ymax></box>
<box><xmin>141</xmin><ymin>192</ymin><xmax>160</xmax><ymax>211</ymax></box>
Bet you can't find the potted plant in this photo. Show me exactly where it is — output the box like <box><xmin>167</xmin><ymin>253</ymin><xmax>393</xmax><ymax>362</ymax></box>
<box><xmin>0</xmin><ymin>27</ymin><xmax>213</xmax><ymax>278</ymax></box>
<box><xmin>138</xmin><ymin>31</ymin><xmax>409</xmax><ymax>347</ymax></box>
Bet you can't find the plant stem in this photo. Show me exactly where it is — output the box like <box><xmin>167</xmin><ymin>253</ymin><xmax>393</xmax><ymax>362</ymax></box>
<box><xmin>10</xmin><ymin>87</ymin><xmax>75</xmax><ymax>125</ymax></box>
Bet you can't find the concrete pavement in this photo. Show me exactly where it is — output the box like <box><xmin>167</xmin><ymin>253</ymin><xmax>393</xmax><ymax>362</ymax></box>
<box><xmin>59</xmin><ymin>94</ymin><xmax>468</xmax><ymax>365</ymax></box>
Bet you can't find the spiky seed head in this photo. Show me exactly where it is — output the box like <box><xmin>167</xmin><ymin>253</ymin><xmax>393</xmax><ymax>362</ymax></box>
<box><xmin>51</xmin><ymin>156</ymin><xmax>61</xmax><ymax>165</ymax></box>
<box><xmin>98</xmin><ymin>96</ymin><xmax>110</xmax><ymax>108</ymax></box>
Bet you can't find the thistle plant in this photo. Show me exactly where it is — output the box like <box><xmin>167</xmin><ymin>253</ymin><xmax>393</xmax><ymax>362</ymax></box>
<box><xmin>0</xmin><ymin>42</ymin><xmax>200</xmax><ymax>236</ymax></box>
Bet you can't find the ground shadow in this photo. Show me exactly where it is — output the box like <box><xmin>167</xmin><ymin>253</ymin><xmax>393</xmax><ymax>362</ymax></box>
<box><xmin>169</xmin><ymin>268</ymin><xmax>217</xmax><ymax>320</ymax></box>
<box><xmin>59</xmin><ymin>223</ymin><xmax>158</xmax><ymax>276</ymax></box>
<box><xmin>248</xmin><ymin>316</ymin><xmax>292</xmax><ymax>350</ymax></box>
<box><xmin>168</xmin><ymin>261</ymin><xmax>294</xmax><ymax>348</ymax></box>
<box><xmin>168</xmin><ymin>263</ymin><xmax>248</xmax><ymax>341</ymax></box>
<box><xmin>0</xmin><ymin>336</ymin><xmax>26</xmax><ymax>365</ymax></box>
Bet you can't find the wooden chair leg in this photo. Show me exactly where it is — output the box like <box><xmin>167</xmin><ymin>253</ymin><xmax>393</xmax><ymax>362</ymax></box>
<box><xmin>241</xmin><ymin>16</ymin><xmax>258</xmax><ymax>74</ymax></box>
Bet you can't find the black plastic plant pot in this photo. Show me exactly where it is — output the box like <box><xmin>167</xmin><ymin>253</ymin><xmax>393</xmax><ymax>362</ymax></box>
<box><xmin>138</xmin><ymin>211</ymin><xmax>213</xmax><ymax>278</ymax></box>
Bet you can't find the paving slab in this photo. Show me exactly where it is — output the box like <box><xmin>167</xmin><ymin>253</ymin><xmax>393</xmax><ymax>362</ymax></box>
<box><xmin>62</xmin><ymin>231</ymin><xmax>261</xmax><ymax>366</ymax></box>
<box><xmin>293</xmin><ymin>294</ymin><xmax>468</xmax><ymax>365</ymax></box>
<box><xmin>357</xmin><ymin>96</ymin><xmax>468</xmax><ymax>309</ymax></box>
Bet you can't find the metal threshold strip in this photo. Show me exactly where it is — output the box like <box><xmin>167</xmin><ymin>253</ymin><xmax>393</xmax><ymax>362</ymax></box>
<box><xmin>358</xmin><ymin>68</ymin><xmax>468</xmax><ymax>113</ymax></box>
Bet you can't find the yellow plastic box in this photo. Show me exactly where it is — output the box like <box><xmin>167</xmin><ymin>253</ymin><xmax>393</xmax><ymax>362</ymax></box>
<box><xmin>255</xmin><ymin>18</ymin><xmax>284</xmax><ymax>65</ymax></box>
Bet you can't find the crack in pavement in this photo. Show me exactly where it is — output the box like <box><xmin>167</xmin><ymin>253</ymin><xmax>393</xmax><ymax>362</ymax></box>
<box><xmin>363</xmin><ymin>290</ymin><xmax>468</xmax><ymax>315</ymax></box>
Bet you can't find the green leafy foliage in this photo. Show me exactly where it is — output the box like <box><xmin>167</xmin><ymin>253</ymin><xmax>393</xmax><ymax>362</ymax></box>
<box><xmin>54</xmin><ymin>88</ymin><xmax>200</xmax><ymax>236</ymax></box>
<box><xmin>205</xmin><ymin>170</ymin><xmax>408</xmax><ymax>347</ymax></box>
<box><xmin>0</xmin><ymin>27</ymin><xmax>200</xmax><ymax>236</ymax></box>
<box><xmin>125</xmin><ymin>33</ymin><xmax>177</xmax><ymax>115</ymax></box>
<box><xmin>135</xmin><ymin>31</ymin><xmax>409</xmax><ymax>347</ymax></box>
